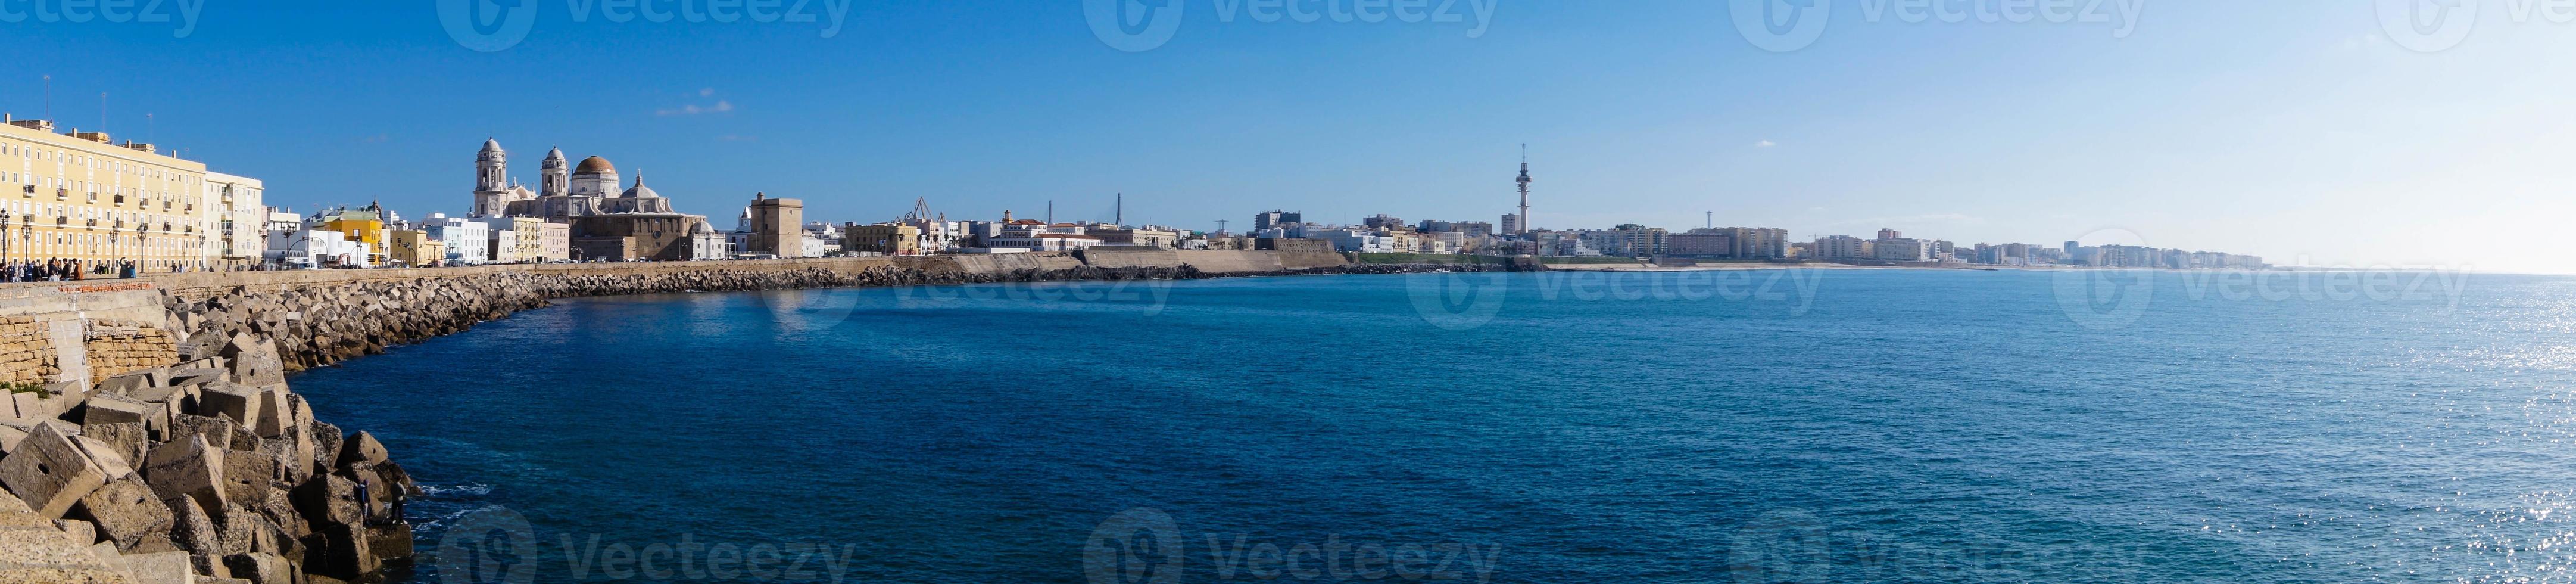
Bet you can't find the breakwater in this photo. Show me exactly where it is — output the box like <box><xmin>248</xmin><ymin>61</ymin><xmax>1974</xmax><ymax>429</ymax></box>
<box><xmin>0</xmin><ymin>250</ymin><xmax>1530</xmax><ymax>582</ymax></box>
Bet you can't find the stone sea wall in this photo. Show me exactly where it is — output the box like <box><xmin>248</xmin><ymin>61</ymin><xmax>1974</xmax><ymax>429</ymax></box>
<box><xmin>0</xmin><ymin>249</ymin><xmax>1532</xmax><ymax>582</ymax></box>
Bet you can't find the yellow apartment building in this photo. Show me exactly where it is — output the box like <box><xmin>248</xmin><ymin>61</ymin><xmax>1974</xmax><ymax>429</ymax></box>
<box><xmin>0</xmin><ymin>116</ymin><xmax>227</xmax><ymax>272</ymax></box>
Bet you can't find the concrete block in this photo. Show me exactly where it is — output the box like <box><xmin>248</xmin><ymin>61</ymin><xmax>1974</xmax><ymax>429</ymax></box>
<box><xmin>56</xmin><ymin>517</ymin><xmax>98</xmax><ymax>546</ymax></box>
<box><xmin>99</xmin><ymin>550</ymin><xmax>195</xmax><ymax>584</ymax></box>
<box><xmin>0</xmin><ymin>423</ymin><xmax>111</xmax><ymax>518</ymax></box>
<box><xmin>216</xmin><ymin>451</ymin><xmax>276</xmax><ymax>511</ymax></box>
<box><xmin>307</xmin><ymin>523</ymin><xmax>376</xmax><ymax>582</ymax></box>
<box><xmin>333</xmin><ymin>431</ymin><xmax>386</xmax><ymax>471</ymax></box>
<box><xmin>221</xmin><ymin>553</ymin><xmax>289</xmax><ymax>584</ymax></box>
<box><xmin>167</xmin><ymin>496</ymin><xmax>223</xmax><ymax>576</ymax></box>
<box><xmin>70</xmin><ymin>476</ymin><xmax>173</xmax><ymax>552</ymax></box>
<box><xmin>164</xmin><ymin>368</ymin><xmax>225</xmax><ymax>389</ymax></box>
<box><xmin>164</xmin><ymin>415</ymin><xmax>235</xmax><ymax>453</ymax></box>
<box><xmin>195</xmin><ymin>384</ymin><xmax>260</xmax><ymax>428</ymax></box>
<box><xmin>363</xmin><ymin>522</ymin><xmax>412</xmax><ymax>564</ymax></box>
<box><xmin>247</xmin><ymin>389</ymin><xmax>289</xmax><ymax>439</ymax></box>
<box><xmin>141</xmin><ymin>436</ymin><xmax>227</xmax><ymax>514</ymax></box>
<box><xmin>307</xmin><ymin>421</ymin><xmax>342</xmax><ymax>478</ymax></box>
<box><xmin>79</xmin><ymin>394</ymin><xmax>151</xmax><ymax>427</ymax></box>
<box><xmin>289</xmin><ymin>474</ymin><xmax>364</xmax><ymax>530</ymax></box>
<box><xmin>68</xmin><ymin>435</ymin><xmax>136</xmax><ymax>480</ymax></box>
<box><xmin>80</xmin><ymin>423</ymin><xmax>148</xmax><ymax>473</ymax></box>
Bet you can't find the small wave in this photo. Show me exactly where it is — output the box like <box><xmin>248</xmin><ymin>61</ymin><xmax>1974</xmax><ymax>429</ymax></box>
<box><xmin>419</xmin><ymin>483</ymin><xmax>494</xmax><ymax>496</ymax></box>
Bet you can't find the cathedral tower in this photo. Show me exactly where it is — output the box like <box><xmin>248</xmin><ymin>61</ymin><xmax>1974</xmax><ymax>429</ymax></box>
<box><xmin>473</xmin><ymin>139</ymin><xmax>508</xmax><ymax>216</ymax></box>
<box><xmin>542</xmin><ymin>147</ymin><xmax>569</xmax><ymax>198</ymax></box>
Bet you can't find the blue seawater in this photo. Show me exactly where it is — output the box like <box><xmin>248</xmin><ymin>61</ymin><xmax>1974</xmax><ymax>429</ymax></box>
<box><xmin>288</xmin><ymin>269</ymin><xmax>2576</xmax><ymax>583</ymax></box>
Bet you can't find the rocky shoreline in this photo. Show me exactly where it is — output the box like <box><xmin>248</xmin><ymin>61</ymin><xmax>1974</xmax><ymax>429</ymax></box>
<box><xmin>0</xmin><ymin>259</ymin><xmax>1524</xmax><ymax>583</ymax></box>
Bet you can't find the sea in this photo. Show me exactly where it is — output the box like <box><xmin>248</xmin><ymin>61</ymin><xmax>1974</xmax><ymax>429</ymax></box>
<box><xmin>285</xmin><ymin>268</ymin><xmax>2576</xmax><ymax>583</ymax></box>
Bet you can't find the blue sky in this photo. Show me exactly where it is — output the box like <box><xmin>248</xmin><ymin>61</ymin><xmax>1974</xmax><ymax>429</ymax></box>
<box><xmin>4</xmin><ymin>1</ymin><xmax>2569</xmax><ymax>271</ymax></box>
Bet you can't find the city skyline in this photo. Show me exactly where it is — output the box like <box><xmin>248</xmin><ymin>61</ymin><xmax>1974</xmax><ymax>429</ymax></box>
<box><xmin>1</xmin><ymin>3</ymin><xmax>2562</xmax><ymax>271</ymax></box>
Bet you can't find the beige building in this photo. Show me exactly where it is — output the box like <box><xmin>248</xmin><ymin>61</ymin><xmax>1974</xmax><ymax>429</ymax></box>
<box><xmin>0</xmin><ymin>116</ymin><xmax>229</xmax><ymax>272</ymax></box>
<box><xmin>744</xmin><ymin>193</ymin><xmax>806</xmax><ymax>257</ymax></box>
<box><xmin>842</xmin><ymin>223</ymin><xmax>921</xmax><ymax>256</ymax></box>
<box><xmin>204</xmin><ymin>172</ymin><xmax>264</xmax><ymax>268</ymax></box>
<box><xmin>387</xmin><ymin>229</ymin><xmax>437</xmax><ymax>267</ymax></box>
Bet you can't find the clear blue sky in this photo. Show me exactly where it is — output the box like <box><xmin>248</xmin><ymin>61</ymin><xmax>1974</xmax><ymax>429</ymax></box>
<box><xmin>4</xmin><ymin>1</ymin><xmax>2566</xmax><ymax>271</ymax></box>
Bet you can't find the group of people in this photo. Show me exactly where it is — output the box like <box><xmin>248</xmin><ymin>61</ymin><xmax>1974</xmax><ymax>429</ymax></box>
<box><xmin>2</xmin><ymin>259</ymin><xmax>145</xmax><ymax>282</ymax></box>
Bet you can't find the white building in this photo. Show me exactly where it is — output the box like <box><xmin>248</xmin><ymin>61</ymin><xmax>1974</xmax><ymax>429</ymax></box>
<box><xmin>205</xmin><ymin>172</ymin><xmax>264</xmax><ymax>268</ymax></box>
<box><xmin>422</xmin><ymin>213</ymin><xmax>492</xmax><ymax>264</ymax></box>
<box><xmin>264</xmin><ymin>229</ymin><xmax>372</xmax><ymax>269</ymax></box>
<box><xmin>984</xmin><ymin>220</ymin><xmax>1103</xmax><ymax>251</ymax></box>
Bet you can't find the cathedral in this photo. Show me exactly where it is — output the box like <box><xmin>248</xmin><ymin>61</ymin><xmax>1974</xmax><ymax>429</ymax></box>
<box><xmin>470</xmin><ymin>139</ymin><xmax>725</xmax><ymax>261</ymax></box>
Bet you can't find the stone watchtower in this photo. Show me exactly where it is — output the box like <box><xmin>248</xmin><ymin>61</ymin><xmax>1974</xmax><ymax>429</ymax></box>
<box><xmin>747</xmin><ymin>192</ymin><xmax>806</xmax><ymax>257</ymax></box>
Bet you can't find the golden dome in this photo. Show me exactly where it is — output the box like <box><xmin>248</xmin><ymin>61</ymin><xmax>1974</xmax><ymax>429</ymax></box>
<box><xmin>573</xmin><ymin>156</ymin><xmax>615</xmax><ymax>175</ymax></box>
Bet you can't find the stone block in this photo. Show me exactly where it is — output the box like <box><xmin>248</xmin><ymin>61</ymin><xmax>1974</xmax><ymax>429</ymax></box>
<box><xmin>364</xmin><ymin>523</ymin><xmax>413</xmax><ymax>564</ymax></box>
<box><xmin>248</xmin><ymin>389</ymin><xmax>290</xmax><ymax>439</ymax></box>
<box><xmin>216</xmin><ymin>451</ymin><xmax>276</xmax><ymax>511</ymax></box>
<box><xmin>93</xmin><ymin>371</ymin><xmax>161</xmax><ymax>397</ymax></box>
<box><xmin>55</xmin><ymin>517</ymin><xmax>98</xmax><ymax>546</ymax></box>
<box><xmin>168</xmin><ymin>496</ymin><xmax>223</xmax><ymax>576</ymax></box>
<box><xmin>141</xmin><ymin>435</ymin><xmax>227</xmax><ymax>514</ymax></box>
<box><xmin>0</xmin><ymin>423</ymin><xmax>110</xmax><ymax>518</ymax></box>
<box><xmin>0</xmin><ymin>418</ymin><xmax>73</xmax><ymax>455</ymax></box>
<box><xmin>98</xmin><ymin>550</ymin><xmax>194</xmax><ymax>584</ymax></box>
<box><xmin>70</xmin><ymin>476</ymin><xmax>173</xmax><ymax>552</ymax></box>
<box><xmin>80</xmin><ymin>423</ymin><xmax>148</xmax><ymax>474</ymax></box>
<box><xmin>307</xmin><ymin>421</ymin><xmax>342</xmax><ymax>477</ymax></box>
<box><xmin>79</xmin><ymin>394</ymin><xmax>151</xmax><ymax>427</ymax></box>
<box><xmin>128</xmin><ymin>386</ymin><xmax>184</xmax><ymax>440</ymax></box>
<box><xmin>195</xmin><ymin>384</ymin><xmax>260</xmax><ymax>428</ymax></box>
<box><xmin>68</xmin><ymin>435</ymin><xmax>136</xmax><ymax>480</ymax></box>
<box><xmin>333</xmin><ymin>431</ymin><xmax>386</xmax><ymax>471</ymax></box>
<box><xmin>165</xmin><ymin>415</ymin><xmax>233</xmax><ymax>449</ymax></box>
<box><xmin>164</xmin><ymin>368</ymin><xmax>225</xmax><ymax>389</ymax></box>
<box><xmin>219</xmin><ymin>335</ymin><xmax>284</xmax><ymax>389</ymax></box>
<box><xmin>253</xmin><ymin>436</ymin><xmax>311</xmax><ymax>487</ymax></box>
<box><xmin>289</xmin><ymin>474</ymin><xmax>363</xmax><ymax>530</ymax></box>
<box><xmin>214</xmin><ymin>506</ymin><xmax>287</xmax><ymax>559</ymax></box>
<box><xmin>221</xmin><ymin>553</ymin><xmax>289</xmax><ymax>584</ymax></box>
<box><xmin>307</xmin><ymin>523</ymin><xmax>376</xmax><ymax>582</ymax></box>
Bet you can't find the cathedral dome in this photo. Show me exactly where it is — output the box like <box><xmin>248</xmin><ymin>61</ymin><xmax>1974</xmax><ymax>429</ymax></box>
<box><xmin>574</xmin><ymin>156</ymin><xmax>616</xmax><ymax>175</ymax></box>
<box><xmin>620</xmin><ymin>184</ymin><xmax>660</xmax><ymax>199</ymax></box>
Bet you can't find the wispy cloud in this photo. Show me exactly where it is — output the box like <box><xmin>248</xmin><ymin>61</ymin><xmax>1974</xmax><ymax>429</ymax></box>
<box><xmin>659</xmin><ymin>100</ymin><xmax>735</xmax><ymax>116</ymax></box>
<box><xmin>1756</xmin><ymin>139</ymin><xmax>1776</xmax><ymax>148</ymax></box>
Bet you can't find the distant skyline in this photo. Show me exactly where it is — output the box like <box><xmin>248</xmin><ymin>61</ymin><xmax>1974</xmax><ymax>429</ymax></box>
<box><xmin>4</xmin><ymin>2</ymin><xmax>2569</xmax><ymax>271</ymax></box>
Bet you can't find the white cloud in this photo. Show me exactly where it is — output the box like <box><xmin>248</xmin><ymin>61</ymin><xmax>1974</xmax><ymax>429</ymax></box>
<box><xmin>1756</xmin><ymin>139</ymin><xmax>1777</xmax><ymax>148</ymax></box>
<box><xmin>659</xmin><ymin>100</ymin><xmax>735</xmax><ymax>116</ymax></box>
